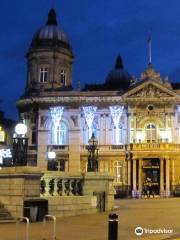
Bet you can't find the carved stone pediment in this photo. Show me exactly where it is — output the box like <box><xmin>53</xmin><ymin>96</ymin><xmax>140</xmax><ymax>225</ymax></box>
<box><xmin>129</xmin><ymin>84</ymin><xmax>171</xmax><ymax>98</ymax></box>
<box><xmin>123</xmin><ymin>81</ymin><xmax>178</xmax><ymax>99</ymax></box>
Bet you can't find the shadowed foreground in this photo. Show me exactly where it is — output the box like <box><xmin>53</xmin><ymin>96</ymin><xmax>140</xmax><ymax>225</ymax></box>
<box><xmin>0</xmin><ymin>198</ymin><xmax>180</xmax><ymax>240</ymax></box>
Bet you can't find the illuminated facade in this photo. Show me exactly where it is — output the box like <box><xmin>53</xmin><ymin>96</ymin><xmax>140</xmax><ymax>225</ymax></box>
<box><xmin>17</xmin><ymin>9</ymin><xmax>180</xmax><ymax>197</ymax></box>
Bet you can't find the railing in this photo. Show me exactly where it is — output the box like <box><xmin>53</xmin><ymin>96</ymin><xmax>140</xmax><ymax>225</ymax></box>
<box><xmin>48</xmin><ymin>145</ymin><xmax>69</xmax><ymax>151</ymax></box>
<box><xmin>40</xmin><ymin>173</ymin><xmax>83</xmax><ymax>197</ymax></box>
<box><xmin>81</xmin><ymin>145</ymin><xmax>125</xmax><ymax>152</ymax></box>
<box><xmin>126</xmin><ymin>143</ymin><xmax>180</xmax><ymax>151</ymax></box>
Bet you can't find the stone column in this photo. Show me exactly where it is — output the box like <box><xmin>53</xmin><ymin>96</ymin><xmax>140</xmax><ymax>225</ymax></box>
<box><xmin>99</xmin><ymin>114</ymin><xmax>104</xmax><ymax>145</ymax></box>
<box><xmin>65</xmin><ymin>158</ymin><xmax>69</xmax><ymax>172</ymax></box>
<box><xmin>127</xmin><ymin>160</ymin><xmax>131</xmax><ymax>188</ymax></box>
<box><xmin>37</xmin><ymin>129</ymin><xmax>49</xmax><ymax>170</ymax></box>
<box><xmin>171</xmin><ymin>113</ymin><xmax>175</xmax><ymax>142</ymax></box>
<box><xmin>171</xmin><ymin>159</ymin><xmax>175</xmax><ymax>191</ymax></box>
<box><xmin>160</xmin><ymin>159</ymin><xmax>164</xmax><ymax>196</ymax></box>
<box><xmin>138</xmin><ymin>159</ymin><xmax>142</xmax><ymax>193</ymax></box>
<box><xmin>166</xmin><ymin>158</ymin><xmax>170</xmax><ymax>197</ymax></box>
<box><xmin>105</xmin><ymin>114</ymin><xmax>110</xmax><ymax>145</ymax></box>
<box><xmin>132</xmin><ymin>159</ymin><xmax>137</xmax><ymax>197</ymax></box>
<box><xmin>126</xmin><ymin>113</ymin><xmax>130</xmax><ymax>144</ymax></box>
<box><xmin>69</xmin><ymin>129</ymin><xmax>81</xmax><ymax>173</ymax></box>
<box><xmin>133</xmin><ymin>113</ymin><xmax>137</xmax><ymax>142</ymax></box>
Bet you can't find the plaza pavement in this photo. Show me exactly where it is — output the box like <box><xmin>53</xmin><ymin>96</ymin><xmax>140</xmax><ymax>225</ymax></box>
<box><xmin>0</xmin><ymin>198</ymin><xmax>180</xmax><ymax>240</ymax></box>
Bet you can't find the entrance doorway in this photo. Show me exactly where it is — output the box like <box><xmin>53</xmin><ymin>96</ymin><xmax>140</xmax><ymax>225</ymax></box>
<box><xmin>142</xmin><ymin>159</ymin><xmax>160</xmax><ymax>195</ymax></box>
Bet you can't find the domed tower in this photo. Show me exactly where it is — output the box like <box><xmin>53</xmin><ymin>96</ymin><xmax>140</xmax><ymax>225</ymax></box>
<box><xmin>105</xmin><ymin>56</ymin><xmax>132</xmax><ymax>91</ymax></box>
<box><xmin>26</xmin><ymin>8</ymin><xmax>74</xmax><ymax>95</ymax></box>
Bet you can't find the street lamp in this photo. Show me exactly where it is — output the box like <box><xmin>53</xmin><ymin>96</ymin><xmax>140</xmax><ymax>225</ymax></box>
<box><xmin>12</xmin><ymin>121</ymin><xmax>28</xmax><ymax>166</ymax></box>
<box><xmin>86</xmin><ymin>133</ymin><xmax>99</xmax><ymax>172</ymax></box>
<box><xmin>47</xmin><ymin>148</ymin><xmax>56</xmax><ymax>171</ymax></box>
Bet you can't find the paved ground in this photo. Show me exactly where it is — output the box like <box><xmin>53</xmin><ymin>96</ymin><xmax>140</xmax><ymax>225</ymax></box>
<box><xmin>0</xmin><ymin>198</ymin><xmax>180</xmax><ymax>240</ymax></box>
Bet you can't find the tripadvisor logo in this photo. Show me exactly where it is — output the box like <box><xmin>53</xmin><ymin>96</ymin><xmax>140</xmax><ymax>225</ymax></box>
<box><xmin>135</xmin><ymin>227</ymin><xmax>144</xmax><ymax>236</ymax></box>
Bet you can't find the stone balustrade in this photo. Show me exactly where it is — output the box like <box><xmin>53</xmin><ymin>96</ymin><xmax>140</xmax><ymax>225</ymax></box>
<box><xmin>132</xmin><ymin>143</ymin><xmax>180</xmax><ymax>151</ymax></box>
<box><xmin>40</xmin><ymin>173</ymin><xmax>83</xmax><ymax>197</ymax></box>
<box><xmin>81</xmin><ymin>144</ymin><xmax>124</xmax><ymax>152</ymax></box>
<box><xmin>48</xmin><ymin>145</ymin><xmax>69</xmax><ymax>151</ymax></box>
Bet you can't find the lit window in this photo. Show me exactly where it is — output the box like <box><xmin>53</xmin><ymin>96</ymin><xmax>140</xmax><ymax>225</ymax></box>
<box><xmin>113</xmin><ymin>124</ymin><xmax>123</xmax><ymax>144</ymax></box>
<box><xmin>60</xmin><ymin>70</ymin><xmax>66</xmax><ymax>85</ymax></box>
<box><xmin>114</xmin><ymin>161</ymin><xmax>122</xmax><ymax>182</ymax></box>
<box><xmin>0</xmin><ymin>126</ymin><xmax>5</xmax><ymax>142</ymax></box>
<box><xmin>52</xmin><ymin>121</ymin><xmax>68</xmax><ymax>145</ymax></box>
<box><xmin>146</xmin><ymin>123</ymin><xmax>156</xmax><ymax>142</ymax></box>
<box><xmin>39</xmin><ymin>67</ymin><xmax>48</xmax><ymax>83</ymax></box>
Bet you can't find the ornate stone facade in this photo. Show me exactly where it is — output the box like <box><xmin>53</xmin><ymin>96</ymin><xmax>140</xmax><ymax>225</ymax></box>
<box><xmin>16</xmin><ymin>9</ymin><xmax>180</xmax><ymax>198</ymax></box>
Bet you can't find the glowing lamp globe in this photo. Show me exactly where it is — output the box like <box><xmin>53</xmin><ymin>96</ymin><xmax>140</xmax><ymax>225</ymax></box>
<box><xmin>15</xmin><ymin>123</ymin><xmax>27</xmax><ymax>135</ymax></box>
<box><xmin>47</xmin><ymin>151</ymin><xmax>56</xmax><ymax>160</ymax></box>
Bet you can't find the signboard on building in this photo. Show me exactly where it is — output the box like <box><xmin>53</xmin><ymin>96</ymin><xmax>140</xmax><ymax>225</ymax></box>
<box><xmin>0</xmin><ymin>148</ymin><xmax>12</xmax><ymax>166</ymax></box>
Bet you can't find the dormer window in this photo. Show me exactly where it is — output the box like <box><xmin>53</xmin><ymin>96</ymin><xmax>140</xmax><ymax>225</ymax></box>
<box><xmin>39</xmin><ymin>67</ymin><xmax>48</xmax><ymax>83</ymax></box>
<box><xmin>60</xmin><ymin>70</ymin><xmax>66</xmax><ymax>85</ymax></box>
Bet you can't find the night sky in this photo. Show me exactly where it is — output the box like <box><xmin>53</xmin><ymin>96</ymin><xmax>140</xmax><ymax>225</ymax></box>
<box><xmin>0</xmin><ymin>0</ymin><xmax>180</xmax><ymax>120</ymax></box>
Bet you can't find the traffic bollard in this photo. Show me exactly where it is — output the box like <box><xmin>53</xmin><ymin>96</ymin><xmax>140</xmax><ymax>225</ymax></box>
<box><xmin>108</xmin><ymin>213</ymin><xmax>118</xmax><ymax>240</ymax></box>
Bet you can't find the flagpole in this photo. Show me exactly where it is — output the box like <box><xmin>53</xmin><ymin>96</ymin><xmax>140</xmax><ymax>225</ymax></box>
<box><xmin>148</xmin><ymin>33</ymin><xmax>152</xmax><ymax>64</ymax></box>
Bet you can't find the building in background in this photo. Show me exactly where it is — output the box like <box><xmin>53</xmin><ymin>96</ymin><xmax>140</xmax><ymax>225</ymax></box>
<box><xmin>16</xmin><ymin>9</ymin><xmax>180</xmax><ymax>197</ymax></box>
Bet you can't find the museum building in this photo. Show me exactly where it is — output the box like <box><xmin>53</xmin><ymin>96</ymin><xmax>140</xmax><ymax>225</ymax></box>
<box><xmin>16</xmin><ymin>9</ymin><xmax>180</xmax><ymax>197</ymax></box>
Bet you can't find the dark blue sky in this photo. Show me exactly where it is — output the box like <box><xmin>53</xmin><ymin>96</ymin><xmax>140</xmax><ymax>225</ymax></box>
<box><xmin>0</xmin><ymin>0</ymin><xmax>180</xmax><ymax>120</ymax></box>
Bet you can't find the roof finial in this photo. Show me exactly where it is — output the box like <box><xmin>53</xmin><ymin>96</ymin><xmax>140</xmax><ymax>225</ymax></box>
<box><xmin>115</xmin><ymin>55</ymin><xmax>123</xmax><ymax>69</ymax></box>
<box><xmin>46</xmin><ymin>8</ymin><xmax>58</xmax><ymax>26</ymax></box>
<box><xmin>148</xmin><ymin>31</ymin><xmax>152</xmax><ymax>64</ymax></box>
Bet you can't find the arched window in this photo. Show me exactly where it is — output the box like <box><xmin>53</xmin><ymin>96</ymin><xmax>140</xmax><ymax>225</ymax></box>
<box><xmin>113</xmin><ymin>123</ymin><xmax>123</xmax><ymax>144</ymax></box>
<box><xmin>52</xmin><ymin>121</ymin><xmax>68</xmax><ymax>145</ymax></box>
<box><xmin>85</xmin><ymin>117</ymin><xmax>99</xmax><ymax>144</ymax></box>
<box><xmin>146</xmin><ymin>123</ymin><xmax>156</xmax><ymax>142</ymax></box>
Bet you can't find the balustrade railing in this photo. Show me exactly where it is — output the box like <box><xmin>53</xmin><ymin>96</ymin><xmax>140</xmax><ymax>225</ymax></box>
<box><xmin>40</xmin><ymin>174</ymin><xmax>83</xmax><ymax>197</ymax></box>
<box><xmin>48</xmin><ymin>145</ymin><xmax>69</xmax><ymax>151</ymax></box>
<box><xmin>127</xmin><ymin>143</ymin><xmax>180</xmax><ymax>151</ymax></box>
<box><xmin>81</xmin><ymin>144</ymin><xmax>124</xmax><ymax>152</ymax></box>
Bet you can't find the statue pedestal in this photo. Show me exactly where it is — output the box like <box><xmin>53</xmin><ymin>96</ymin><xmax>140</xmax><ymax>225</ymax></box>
<box><xmin>0</xmin><ymin>167</ymin><xmax>43</xmax><ymax>218</ymax></box>
<box><xmin>83</xmin><ymin>172</ymin><xmax>115</xmax><ymax>211</ymax></box>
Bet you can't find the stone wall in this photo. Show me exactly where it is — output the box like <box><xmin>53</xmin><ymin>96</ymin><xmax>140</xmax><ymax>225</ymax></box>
<box><xmin>0</xmin><ymin>167</ymin><xmax>42</xmax><ymax>218</ymax></box>
<box><xmin>46</xmin><ymin>196</ymin><xmax>97</xmax><ymax>217</ymax></box>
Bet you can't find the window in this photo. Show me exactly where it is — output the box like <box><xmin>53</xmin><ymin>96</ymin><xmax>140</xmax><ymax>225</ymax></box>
<box><xmin>0</xmin><ymin>126</ymin><xmax>5</xmax><ymax>143</ymax></box>
<box><xmin>60</xmin><ymin>70</ymin><xmax>66</xmax><ymax>85</ymax></box>
<box><xmin>146</xmin><ymin>124</ymin><xmax>156</xmax><ymax>142</ymax></box>
<box><xmin>52</xmin><ymin>121</ymin><xmax>68</xmax><ymax>145</ymax></box>
<box><xmin>113</xmin><ymin>124</ymin><xmax>123</xmax><ymax>144</ymax></box>
<box><xmin>39</xmin><ymin>67</ymin><xmax>48</xmax><ymax>83</ymax></box>
<box><xmin>114</xmin><ymin>161</ymin><xmax>123</xmax><ymax>182</ymax></box>
<box><xmin>47</xmin><ymin>159</ymin><xmax>65</xmax><ymax>171</ymax></box>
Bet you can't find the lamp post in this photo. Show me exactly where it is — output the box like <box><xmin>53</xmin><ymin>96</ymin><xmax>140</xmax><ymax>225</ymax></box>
<box><xmin>47</xmin><ymin>149</ymin><xmax>56</xmax><ymax>171</ymax></box>
<box><xmin>125</xmin><ymin>143</ymin><xmax>133</xmax><ymax>194</ymax></box>
<box><xmin>12</xmin><ymin>122</ymin><xmax>28</xmax><ymax>166</ymax></box>
<box><xmin>87</xmin><ymin>133</ymin><xmax>99</xmax><ymax>172</ymax></box>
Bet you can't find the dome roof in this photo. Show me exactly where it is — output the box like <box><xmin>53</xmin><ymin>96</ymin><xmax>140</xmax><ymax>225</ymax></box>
<box><xmin>105</xmin><ymin>56</ymin><xmax>132</xmax><ymax>91</ymax></box>
<box><xmin>30</xmin><ymin>9</ymin><xmax>71</xmax><ymax>50</ymax></box>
